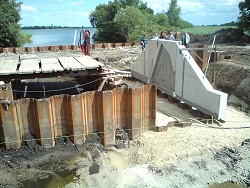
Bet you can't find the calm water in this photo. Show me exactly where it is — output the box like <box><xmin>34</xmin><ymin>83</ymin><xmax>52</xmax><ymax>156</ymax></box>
<box><xmin>22</xmin><ymin>28</ymin><xmax>97</xmax><ymax>47</ymax></box>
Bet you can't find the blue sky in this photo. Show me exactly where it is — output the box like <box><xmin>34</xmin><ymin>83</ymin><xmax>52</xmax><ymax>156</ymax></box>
<box><xmin>19</xmin><ymin>0</ymin><xmax>241</xmax><ymax>27</ymax></box>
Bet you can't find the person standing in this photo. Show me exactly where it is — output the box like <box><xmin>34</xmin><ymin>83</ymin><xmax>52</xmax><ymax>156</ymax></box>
<box><xmin>167</xmin><ymin>32</ymin><xmax>175</xmax><ymax>40</ymax></box>
<box><xmin>83</xmin><ymin>30</ymin><xmax>92</xmax><ymax>56</ymax></box>
<box><xmin>181</xmin><ymin>32</ymin><xmax>190</xmax><ymax>47</ymax></box>
<box><xmin>141</xmin><ymin>35</ymin><xmax>147</xmax><ymax>50</ymax></box>
<box><xmin>154</xmin><ymin>33</ymin><xmax>159</xmax><ymax>39</ymax></box>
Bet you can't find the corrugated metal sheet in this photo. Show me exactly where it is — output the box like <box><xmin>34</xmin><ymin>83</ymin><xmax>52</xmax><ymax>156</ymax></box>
<box><xmin>0</xmin><ymin>85</ymin><xmax>156</xmax><ymax>150</ymax></box>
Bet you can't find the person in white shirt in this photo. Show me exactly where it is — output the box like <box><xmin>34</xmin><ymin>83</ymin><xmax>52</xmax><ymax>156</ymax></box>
<box><xmin>182</xmin><ymin>32</ymin><xmax>190</xmax><ymax>47</ymax></box>
<box><xmin>167</xmin><ymin>32</ymin><xmax>175</xmax><ymax>40</ymax></box>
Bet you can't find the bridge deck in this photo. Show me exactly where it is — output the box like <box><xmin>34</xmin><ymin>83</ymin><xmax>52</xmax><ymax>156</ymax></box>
<box><xmin>0</xmin><ymin>55</ymin><xmax>104</xmax><ymax>81</ymax></box>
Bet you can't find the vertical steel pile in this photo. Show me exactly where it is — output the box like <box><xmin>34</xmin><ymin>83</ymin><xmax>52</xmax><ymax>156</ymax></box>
<box><xmin>0</xmin><ymin>85</ymin><xmax>156</xmax><ymax>150</ymax></box>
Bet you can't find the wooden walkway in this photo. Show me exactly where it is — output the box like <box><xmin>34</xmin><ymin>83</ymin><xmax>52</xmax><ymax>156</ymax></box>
<box><xmin>0</xmin><ymin>55</ymin><xmax>104</xmax><ymax>81</ymax></box>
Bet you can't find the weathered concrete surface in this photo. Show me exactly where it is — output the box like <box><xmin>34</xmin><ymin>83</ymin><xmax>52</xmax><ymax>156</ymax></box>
<box><xmin>131</xmin><ymin>39</ymin><xmax>227</xmax><ymax>121</ymax></box>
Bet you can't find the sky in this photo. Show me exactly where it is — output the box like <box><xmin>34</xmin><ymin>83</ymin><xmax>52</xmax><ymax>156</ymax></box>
<box><xmin>19</xmin><ymin>0</ymin><xmax>241</xmax><ymax>27</ymax></box>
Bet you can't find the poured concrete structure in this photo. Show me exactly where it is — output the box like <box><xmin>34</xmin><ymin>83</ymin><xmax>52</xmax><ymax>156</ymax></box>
<box><xmin>131</xmin><ymin>39</ymin><xmax>227</xmax><ymax>121</ymax></box>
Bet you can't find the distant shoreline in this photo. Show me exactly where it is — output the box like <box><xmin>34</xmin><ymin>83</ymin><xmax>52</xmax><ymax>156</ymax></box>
<box><xmin>22</xmin><ymin>26</ymin><xmax>96</xmax><ymax>30</ymax></box>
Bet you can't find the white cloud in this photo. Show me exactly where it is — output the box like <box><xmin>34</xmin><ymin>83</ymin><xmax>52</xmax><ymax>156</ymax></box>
<box><xmin>179</xmin><ymin>1</ymin><xmax>202</xmax><ymax>9</ymax></box>
<box><xmin>72</xmin><ymin>0</ymin><xmax>84</xmax><ymax>6</ymax></box>
<box><xmin>76</xmin><ymin>12</ymin><xmax>90</xmax><ymax>18</ymax></box>
<box><xmin>142</xmin><ymin>0</ymin><xmax>240</xmax><ymax>25</ymax></box>
<box><xmin>143</xmin><ymin>0</ymin><xmax>170</xmax><ymax>12</ymax></box>
<box><xmin>21</xmin><ymin>5</ymin><xmax>38</xmax><ymax>12</ymax></box>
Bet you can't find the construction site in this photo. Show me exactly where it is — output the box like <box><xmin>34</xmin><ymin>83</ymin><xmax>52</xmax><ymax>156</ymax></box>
<box><xmin>0</xmin><ymin>28</ymin><xmax>249</xmax><ymax>188</ymax></box>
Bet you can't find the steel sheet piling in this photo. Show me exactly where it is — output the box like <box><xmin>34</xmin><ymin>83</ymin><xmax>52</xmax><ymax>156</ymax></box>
<box><xmin>0</xmin><ymin>85</ymin><xmax>156</xmax><ymax>149</ymax></box>
<box><xmin>70</xmin><ymin>94</ymin><xmax>86</xmax><ymax>145</ymax></box>
<box><xmin>36</xmin><ymin>99</ymin><xmax>55</xmax><ymax>148</ymax></box>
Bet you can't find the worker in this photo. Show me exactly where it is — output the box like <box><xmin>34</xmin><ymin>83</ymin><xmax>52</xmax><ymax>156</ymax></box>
<box><xmin>154</xmin><ymin>33</ymin><xmax>159</xmax><ymax>39</ymax></box>
<box><xmin>83</xmin><ymin>30</ymin><xmax>92</xmax><ymax>56</ymax></box>
<box><xmin>181</xmin><ymin>32</ymin><xmax>190</xmax><ymax>47</ymax></box>
<box><xmin>141</xmin><ymin>35</ymin><xmax>147</xmax><ymax>51</ymax></box>
<box><xmin>167</xmin><ymin>32</ymin><xmax>175</xmax><ymax>40</ymax></box>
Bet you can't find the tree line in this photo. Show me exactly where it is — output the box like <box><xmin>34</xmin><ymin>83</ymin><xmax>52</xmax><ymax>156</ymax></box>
<box><xmin>89</xmin><ymin>0</ymin><xmax>193</xmax><ymax>42</ymax></box>
<box><xmin>0</xmin><ymin>0</ymin><xmax>249</xmax><ymax>47</ymax></box>
<box><xmin>21</xmin><ymin>26</ymin><xmax>85</xmax><ymax>30</ymax></box>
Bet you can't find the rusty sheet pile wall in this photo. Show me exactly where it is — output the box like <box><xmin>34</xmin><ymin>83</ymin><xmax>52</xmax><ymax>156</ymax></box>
<box><xmin>0</xmin><ymin>42</ymin><xmax>140</xmax><ymax>54</ymax></box>
<box><xmin>0</xmin><ymin>85</ymin><xmax>156</xmax><ymax>150</ymax></box>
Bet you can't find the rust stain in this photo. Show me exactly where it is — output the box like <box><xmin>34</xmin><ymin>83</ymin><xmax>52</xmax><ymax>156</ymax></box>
<box><xmin>84</xmin><ymin>93</ymin><xmax>89</xmax><ymax>136</ymax></box>
<box><xmin>10</xmin><ymin>103</ymin><xmax>20</xmax><ymax>149</ymax></box>
<box><xmin>46</xmin><ymin>98</ymin><xmax>54</xmax><ymax>147</ymax></box>
<box><xmin>51</xmin><ymin>97</ymin><xmax>58</xmax><ymax>138</ymax></box>
<box><xmin>80</xmin><ymin>94</ymin><xmax>85</xmax><ymax>142</ymax></box>
<box><xmin>64</xmin><ymin>96</ymin><xmax>69</xmax><ymax>135</ymax></box>
<box><xmin>31</xmin><ymin>99</ymin><xmax>38</xmax><ymax>137</ymax></box>
<box><xmin>0</xmin><ymin>85</ymin><xmax>156</xmax><ymax>149</ymax></box>
<box><xmin>36</xmin><ymin>100</ymin><xmax>43</xmax><ymax>146</ymax></box>
<box><xmin>70</xmin><ymin>96</ymin><xmax>76</xmax><ymax>144</ymax></box>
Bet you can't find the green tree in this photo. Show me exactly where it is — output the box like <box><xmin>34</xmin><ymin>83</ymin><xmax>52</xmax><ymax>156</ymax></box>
<box><xmin>90</xmin><ymin>1</ymin><xmax>122</xmax><ymax>28</ymax></box>
<box><xmin>0</xmin><ymin>0</ymin><xmax>22</xmax><ymax>47</ymax></box>
<box><xmin>238</xmin><ymin>0</ymin><xmax>250</xmax><ymax>32</ymax></box>
<box><xmin>90</xmin><ymin>0</ymin><xmax>123</xmax><ymax>41</ymax></box>
<box><xmin>166</xmin><ymin>0</ymin><xmax>181</xmax><ymax>28</ymax></box>
<box><xmin>90</xmin><ymin>0</ymin><xmax>193</xmax><ymax>42</ymax></box>
<box><xmin>119</xmin><ymin>0</ymin><xmax>154</xmax><ymax>14</ymax></box>
<box><xmin>90</xmin><ymin>0</ymin><xmax>154</xmax><ymax>42</ymax></box>
<box><xmin>114</xmin><ymin>6</ymin><xmax>148</xmax><ymax>41</ymax></box>
<box><xmin>179</xmin><ymin>20</ymin><xmax>193</xmax><ymax>29</ymax></box>
<box><xmin>154</xmin><ymin>13</ymin><xmax>170</xmax><ymax>28</ymax></box>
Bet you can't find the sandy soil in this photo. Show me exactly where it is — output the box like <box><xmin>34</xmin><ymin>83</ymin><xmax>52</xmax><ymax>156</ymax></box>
<box><xmin>0</xmin><ymin>34</ymin><xmax>250</xmax><ymax>187</ymax></box>
<box><xmin>64</xmin><ymin>95</ymin><xmax>250</xmax><ymax>188</ymax></box>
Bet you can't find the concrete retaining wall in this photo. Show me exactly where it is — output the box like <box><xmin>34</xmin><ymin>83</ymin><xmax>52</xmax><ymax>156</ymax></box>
<box><xmin>0</xmin><ymin>85</ymin><xmax>156</xmax><ymax>150</ymax></box>
<box><xmin>131</xmin><ymin>39</ymin><xmax>227</xmax><ymax>121</ymax></box>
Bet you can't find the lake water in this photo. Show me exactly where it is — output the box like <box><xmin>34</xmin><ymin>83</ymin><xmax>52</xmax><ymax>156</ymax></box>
<box><xmin>22</xmin><ymin>28</ymin><xmax>97</xmax><ymax>47</ymax></box>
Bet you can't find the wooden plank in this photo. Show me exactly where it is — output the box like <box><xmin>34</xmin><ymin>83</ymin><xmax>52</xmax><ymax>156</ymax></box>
<box><xmin>74</xmin><ymin>56</ymin><xmax>104</xmax><ymax>69</ymax></box>
<box><xmin>0</xmin><ymin>60</ymin><xmax>18</xmax><ymax>75</ymax></box>
<box><xmin>18</xmin><ymin>59</ymin><xmax>40</xmax><ymax>74</ymax></box>
<box><xmin>58</xmin><ymin>56</ymin><xmax>86</xmax><ymax>71</ymax></box>
<box><xmin>40</xmin><ymin>57</ymin><xmax>64</xmax><ymax>73</ymax></box>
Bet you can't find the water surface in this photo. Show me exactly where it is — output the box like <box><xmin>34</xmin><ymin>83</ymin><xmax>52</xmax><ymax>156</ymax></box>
<box><xmin>22</xmin><ymin>28</ymin><xmax>96</xmax><ymax>47</ymax></box>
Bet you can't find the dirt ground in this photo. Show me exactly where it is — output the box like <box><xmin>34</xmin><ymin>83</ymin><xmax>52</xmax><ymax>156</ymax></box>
<box><xmin>0</xmin><ymin>28</ymin><xmax>249</xmax><ymax>188</ymax></box>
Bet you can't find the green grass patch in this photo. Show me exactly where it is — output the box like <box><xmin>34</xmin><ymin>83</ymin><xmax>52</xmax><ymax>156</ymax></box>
<box><xmin>181</xmin><ymin>26</ymin><xmax>237</xmax><ymax>35</ymax></box>
<box><xmin>20</xmin><ymin>31</ymin><xmax>32</xmax><ymax>45</ymax></box>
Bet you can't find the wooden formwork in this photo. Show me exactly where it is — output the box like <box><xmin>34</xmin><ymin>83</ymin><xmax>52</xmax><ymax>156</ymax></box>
<box><xmin>189</xmin><ymin>44</ymin><xmax>209</xmax><ymax>72</ymax></box>
<box><xmin>0</xmin><ymin>85</ymin><xmax>156</xmax><ymax>150</ymax></box>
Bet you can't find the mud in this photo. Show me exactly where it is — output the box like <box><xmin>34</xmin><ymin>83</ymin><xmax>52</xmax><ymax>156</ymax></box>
<box><xmin>191</xmin><ymin>28</ymin><xmax>250</xmax><ymax>46</ymax></box>
<box><xmin>0</xmin><ymin>133</ymin><xmax>104</xmax><ymax>187</ymax></box>
<box><xmin>63</xmin><ymin>137</ymin><xmax>250</xmax><ymax>188</ymax></box>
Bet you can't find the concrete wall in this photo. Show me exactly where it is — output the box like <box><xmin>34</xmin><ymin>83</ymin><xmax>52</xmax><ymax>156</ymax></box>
<box><xmin>0</xmin><ymin>85</ymin><xmax>156</xmax><ymax>150</ymax></box>
<box><xmin>131</xmin><ymin>39</ymin><xmax>227</xmax><ymax>121</ymax></box>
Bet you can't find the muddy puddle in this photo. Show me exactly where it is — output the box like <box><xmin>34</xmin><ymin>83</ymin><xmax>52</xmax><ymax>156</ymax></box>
<box><xmin>43</xmin><ymin>150</ymin><xmax>128</xmax><ymax>187</ymax></box>
<box><xmin>209</xmin><ymin>182</ymin><xmax>247</xmax><ymax>188</ymax></box>
<box><xmin>106</xmin><ymin>150</ymin><xmax>129</xmax><ymax>170</ymax></box>
<box><xmin>46</xmin><ymin>174</ymin><xmax>75</xmax><ymax>188</ymax></box>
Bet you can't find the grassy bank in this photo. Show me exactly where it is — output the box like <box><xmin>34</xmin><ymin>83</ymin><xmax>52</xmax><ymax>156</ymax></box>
<box><xmin>181</xmin><ymin>26</ymin><xmax>237</xmax><ymax>35</ymax></box>
<box><xmin>20</xmin><ymin>31</ymin><xmax>32</xmax><ymax>45</ymax></box>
